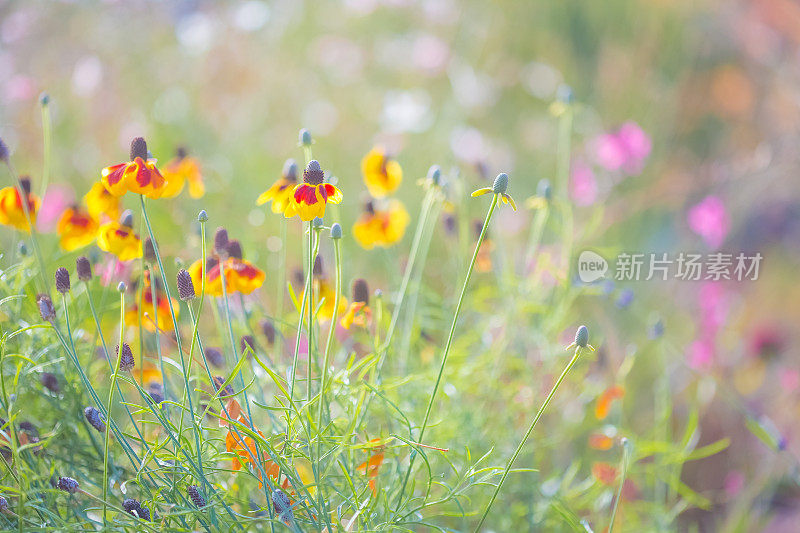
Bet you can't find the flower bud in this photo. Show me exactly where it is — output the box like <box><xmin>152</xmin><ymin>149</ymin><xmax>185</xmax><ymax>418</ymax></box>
<box><xmin>177</xmin><ymin>269</ymin><xmax>196</xmax><ymax>301</ymax></box>
<box><xmin>351</xmin><ymin>278</ymin><xmax>369</xmax><ymax>305</ymax></box>
<box><xmin>120</xmin><ymin>209</ymin><xmax>134</xmax><ymax>228</ymax></box>
<box><xmin>57</xmin><ymin>477</ymin><xmax>79</xmax><ymax>494</ymax></box>
<box><xmin>39</xmin><ymin>92</ymin><xmax>50</xmax><ymax>106</ymax></box>
<box><xmin>0</xmin><ymin>137</ymin><xmax>8</xmax><ymax>163</ymax></box>
<box><xmin>427</xmin><ymin>165</ymin><xmax>441</xmax><ymax>185</ymax></box>
<box><xmin>214</xmin><ymin>227</ymin><xmax>229</xmax><ymax>255</ymax></box>
<box><xmin>84</xmin><ymin>406</ymin><xmax>106</xmax><ymax>432</ymax></box>
<box><xmin>76</xmin><ymin>256</ymin><xmax>92</xmax><ymax>281</ymax></box>
<box><xmin>187</xmin><ymin>485</ymin><xmax>206</xmax><ymax>508</ymax></box>
<box><xmin>117</xmin><ymin>343</ymin><xmax>134</xmax><ymax>372</ymax></box>
<box><xmin>226</xmin><ymin>239</ymin><xmax>242</xmax><ymax>260</ymax></box>
<box><xmin>299</xmin><ymin>128</ymin><xmax>312</xmax><ymax>146</ymax></box>
<box><xmin>574</xmin><ymin>325</ymin><xmax>589</xmax><ymax>348</ymax></box>
<box><xmin>205</xmin><ymin>347</ymin><xmax>224</xmax><ymax>368</ymax></box>
<box><xmin>55</xmin><ymin>267</ymin><xmax>70</xmax><ymax>294</ymax></box>
<box><xmin>240</xmin><ymin>335</ymin><xmax>256</xmax><ymax>355</ymax></box>
<box><xmin>130</xmin><ymin>137</ymin><xmax>148</xmax><ymax>161</ymax></box>
<box><xmin>313</xmin><ymin>217</ymin><xmax>324</xmax><ymax>229</ymax></box>
<box><xmin>260</xmin><ymin>319</ymin><xmax>275</xmax><ymax>345</ymax></box>
<box><xmin>37</xmin><ymin>294</ymin><xmax>56</xmax><ymax>322</ymax></box>
<box><xmin>272</xmin><ymin>489</ymin><xmax>293</xmax><ymax>523</ymax></box>
<box><xmin>536</xmin><ymin>179</ymin><xmax>552</xmax><ymax>200</ymax></box>
<box><xmin>492</xmin><ymin>173</ymin><xmax>509</xmax><ymax>194</ymax></box>
<box><xmin>117</xmin><ymin>281</ymin><xmax>127</xmax><ymax>293</ymax></box>
<box><xmin>123</xmin><ymin>498</ymin><xmax>150</xmax><ymax>521</ymax></box>
<box><xmin>197</xmin><ymin>210</ymin><xmax>208</xmax><ymax>222</ymax></box>
<box><xmin>143</xmin><ymin>238</ymin><xmax>156</xmax><ymax>263</ymax></box>
<box><xmin>330</xmin><ymin>223</ymin><xmax>342</xmax><ymax>239</ymax></box>
<box><xmin>556</xmin><ymin>84</ymin><xmax>574</xmax><ymax>104</ymax></box>
<box><xmin>283</xmin><ymin>159</ymin><xmax>298</xmax><ymax>181</ymax></box>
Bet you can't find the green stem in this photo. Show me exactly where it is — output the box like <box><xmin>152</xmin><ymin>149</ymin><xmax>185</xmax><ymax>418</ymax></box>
<box><xmin>394</xmin><ymin>194</ymin><xmax>499</xmax><ymax>514</ymax></box>
<box><xmin>306</xmin><ymin>224</ymin><xmax>316</xmax><ymax>402</ymax></box>
<box><xmin>474</xmin><ymin>347</ymin><xmax>582</xmax><ymax>532</ymax></box>
<box><xmin>608</xmin><ymin>439</ymin><xmax>631</xmax><ymax>533</ymax></box>
<box><xmin>40</xmin><ymin>100</ymin><xmax>52</xmax><ymax>196</ymax></box>
<box><xmin>102</xmin><ymin>290</ymin><xmax>125</xmax><ymax>523</ymax></box>
<box><xmin>275</xmin><ymin>217</ymin><xmax>287</xmax><ymax>357</ymax></box>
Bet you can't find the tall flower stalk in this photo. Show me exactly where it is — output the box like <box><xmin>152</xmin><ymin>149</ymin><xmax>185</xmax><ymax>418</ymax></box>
<box><xmin>102</xmin><ymin>287</ymin><xmax>126</xmax><ymax>523</ymax></box>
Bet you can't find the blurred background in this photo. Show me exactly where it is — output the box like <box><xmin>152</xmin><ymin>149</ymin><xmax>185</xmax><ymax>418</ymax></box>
<box><xmin>2</xmin><ymin>0</ymin><xmax>800</xmax><ymax>530</ymax></box>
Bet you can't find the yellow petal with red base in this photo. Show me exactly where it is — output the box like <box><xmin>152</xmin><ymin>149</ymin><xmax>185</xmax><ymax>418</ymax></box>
<box><xmin>0</xmin><ymin>187</ymin><xmax>39</xmax><ymax>232</ymax></box>
<box><xmin>361</xmin><ymin>148</ymin><xmax>402</xmax><ymax>198</ymax></box>
<box><xmin>97</xmin><ymin>222</ymin><xmax>143</xmax><ymax>261</ymax></box>
<box><xmin>56</xmin><ymin>207</ymin><xmax>98</xmax><ymax>251</ymax></box>
<box><xmin>84</xmin><ymin>181</ymin><xmax>121</xmax><ymax>221</ymax></box>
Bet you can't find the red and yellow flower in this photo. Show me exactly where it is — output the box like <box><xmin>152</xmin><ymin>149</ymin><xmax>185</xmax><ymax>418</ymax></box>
<box><xmin>341</xmin><ymin>278</ymin><xmax>371</xmax><ymax>330</ymax></box>
<box><xmin>84</xmin><ymin>181</ymin><xmax>121</xmax><ymax>221</ymax></box>
<box><xmin>356</xmin><ymin>439</ymin><xmax>385</xmax><ymax>496</ymax></box>
<box><xmin>97</xmin><ymin>218</ymin><xmax>143</xmax><ymax>261</ymax></box>
<box><xmin>159</xmin><ymin>147</ymin><xmax>205</xmax><ymax>199</ymax></box>
<box><xmin>187</xmin><ymin>255</ymin><xmax>265</xmax><ymax>297</ymax></box>
<box><xmin>0</xmin><ymin>178</ymin><xmax>40</xmax><ymax>232</ymax></box>
<box><xmin>56</xmin><ymin>206</ymin><xmax>98</xmax><ymax>251</ymax></box>
<box><xmin>257</xmin><ymin>159</ymin><xmax>298</xmax><ymax>214</ymax></box>
<box><xmin>352</xmin><ymin>199</ymin><xmax>410</xmax><ymax>249</ymax></box>
<box><xmin>595</xmin><ymin>385</ymin><xmax>625</xmax><ymax>420</ymax></box>
<box><xmin>126</xmin><ymin>272</ymin><xmax>179</xmax><ymax>332</ymax></box>
<box><xmin>101</xmin><ymin>137</ymin><xmax>166</xmax><ymax>199</ymax></box>
<box><xmin>361</xmin><ymin>147</ymin><xmax>402</xmax><ymax>198</ymax></box>
<box><xmin>283</xmin><ymin>160</ymin><xmax>342</xmax><ymax>221</ymax></box>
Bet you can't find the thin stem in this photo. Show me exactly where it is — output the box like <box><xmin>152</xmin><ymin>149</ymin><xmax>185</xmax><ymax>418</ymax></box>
<box><xmin>40</xmin><ymin>100</ymin><xmax>52</xmax><ymax>196</ymax></box>
<box><xmin>474</xmin><ymin>347</ymin><xmax>582</xmax><ymax>532</ymax></box>
<box><xmin>394</xmin><ymin>194</ymin><xmax>499</xmax><ymax>514</ymax></box>
<box><xmin>306</xmin><ymin>225</ymin><xmax>316</xmax><ymax>402</ymax></box>
<box><xmin>275</xmin><ymin>217</ymin><xmax>287</xmax><ymax>357</ymax></box>
<box><xmin>608</xmin><ymin>440</ymin><xmax>631</xmax><ymax>533</ymax></box>
<box><xmin>102</xmin><ymin>290</ymin><xmax>125</xmax><ymax>523</ymax></box>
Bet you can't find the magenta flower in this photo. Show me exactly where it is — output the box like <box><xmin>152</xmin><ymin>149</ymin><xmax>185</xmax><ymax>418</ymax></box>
<box><xmin>36</xmin><ymin>185</ymin><xmax>75</xmax><ymax>233</ymax></box>
<box><xmin>687</xmin><ymin>338</ymin><xmax>715</xmax><ymax>370</ymax></box>
<box><xmin>688</xmin><ymin>195</ymin><xmax>730</xmax><ymax>249</ymax></box>
<box><xmin>591</xmin><ymin>121</ymin><xmax>651</xmax><ymax>176</ymax></box>
<box><xmin>569</xmin><ymin>160</ymin><xmax>598</xmax><ymax>206</ymax></box>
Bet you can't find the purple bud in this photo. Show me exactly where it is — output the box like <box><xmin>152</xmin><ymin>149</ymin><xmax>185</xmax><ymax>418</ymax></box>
<box><xmin>57</xmin><ymin>476</ymin><xmax>79</xmax><ymax>494</ymax></box>
<box><xmin>117</xmin><ymin>343</ymin><xmax>134</xmax><ymax>372</ymax></box>
<box><xmin>76</xmin><ymin>256</ymin><xmax>92</xmax><ymax>281</ymax></box>
<box><xmin>176</xmin><ymin>269</ymin><xmax>195</xmax><ymax>301</ymax></box>
<box><xmin>55</xmin><ymin>267</ymin><xmax>70</xmax><ymax>294</ymax></box>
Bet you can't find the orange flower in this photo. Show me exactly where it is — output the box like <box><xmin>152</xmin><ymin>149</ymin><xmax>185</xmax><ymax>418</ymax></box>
<box><xmin>474</xmin><ymin>220</ymin><xmax>494</xmax><ymax>273</ymax></box>
<box><xmin>361</xmin><ymin>147</ymin><xmax>402</xmax><ymax>198</ymax></box>
<box><xmin>283</xmin><ymin>160</ymin><xmax>342</xmax><ymax>221</ymax></box>
<box><xmin>56</xmin><ymin>206</ymin><xmax>98</xmax><ymax>251</ymax></box>
<box><xmin>126</xmin><ymin>272</ymin><xmax>179</xmax><ymax>332</ymax></box>
<box><xmin>353</xmin><ymin>199</ymin><xmax>410</xmax><ymax>249</ymax></box>
<box><xmin>97</xmin><ymin>217</ymin><xmax>143</xmax><ymax>261</ymax></box>
<box><xmin>592</xmin><ymin>462</ymin><xmax>618</xmax><ymax>486</ymax></box>
<box><xmin>160</xmin><ymin>147</ymin><xmax>205</xmax><ymax>199</ymax></box>
<box><xmin>0</xmin><ymin>178</ymin><xmax>40</xmax><ymax>232</ymax></box>
<box><xmin>84</xmin><ymin>181</ymin><xmax>121</xmax><ymax>221</ymax></box>
<box><xmin>187</xmin><ymin>256</ymin><xmax>265</xmax><ymax>297</ymax></box>
<box><xmin>356</xmin><ymin>439</ymin><xmax>385</xmax><ymax>496</ymax></box>
<box><xmin>257</xmin><ymin>159</ymin><xmax>298</xmax><ymax>214</ymax></box>
<box><xmin>595</xmin><ymin>385</ymin><xmax>625</xmax><ymax>420</ymax></box>
<box><xmin>134</xmin><ymin>361</ymin><xmax>162</xmax><ymax>386</ymax></box>
<box><xmin>341</xmin><ymin>278</ymin><xmax>371</xmax><ymax>330</ymax></box>
<box><xmin>101</xmin><ymin>137</ymin><xmax>166</xmax><ymax>199</ymax></box>
<box><xmin>588</xmin><ymin>433</ymin><xmax>615</xmax><ymax>451</ymax></box>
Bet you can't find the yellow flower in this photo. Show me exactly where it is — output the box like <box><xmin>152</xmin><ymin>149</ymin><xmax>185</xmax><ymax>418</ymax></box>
<box><xmin>471</xmin><ymin>173</ymin><xmax>516</xmax><ymax>210</ymax></box>
<box><xmin>361</xmin><ymin>147</ymin><xmax>402</xmax><ymax>198</ymax></box>
<box><xmin>0</xmin><ymin>178</ymin><xmax>39</xmax><ymax>232</ymax></box>
<box><xmin>126</xmin><ymin>271</ymin><xmax>179</xmax><ymax>332</ymax></box>
<box><xmin>257</xmin><ymin>159</ymin><xmax>298</xmax><ymax>214</ymax></box>
<box><xmin>56</xmin><ymin>206</ymin><xmax>98</xmax><ymax>251</ymax></box>
<box><xmin>159</xmin><ymin>147</ymin><xmax>205</xmax><ymax>199</ymax></box>
<box><xmin>97</xmin><ymin>219</ymin><xmax>142</xmax><ymax>261</ymax></box>
<box><xmin>101</xmin><ymin>137</ymin><xmax>166</xmax><ymax>199</ymax></box>
<box><xmin>84</xmin><ymin>181</ymin><xmax>121</xmax><ymax>221</ymax></box>
<box><xmin>187</xmin><ymin>255</ymin><xmax>265</xmax><ymax>297</ymax></box>
<box><xmin>341</xmin><ymin>278</ymin><xmax>371</xmax><ymax>330</ymax></box>
<box><xmin>353</xmin><ymin>199</ymin><xmax>410</xmax><ymax>249</ymax></box>
<box><xmin>283</xmin><ymin>160</ymin><xmax>342</xmax><ymax>221</ymax></box>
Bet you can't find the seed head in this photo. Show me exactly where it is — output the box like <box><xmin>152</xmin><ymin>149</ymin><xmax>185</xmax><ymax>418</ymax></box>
<box><xmin>123</xmin><ymin>498</ymin><xmax>150</xmax><ymax>521</ymax></box>
<box><xmin>0</xmin><ymin>137</ymin><xmax>8</xmax><ymax>163</ymax></box>
<box><xmin>176</xmin><ymin>146</ymin><xmax>188</xmax><ymax>159</ymax></box>
<box><xmin>312</xmin><ymin>217</ymin><xmax>324</xmax><ymax>229</ymax></box>
<box><xmin>76</xmin><ymin>256</ymin><xmax>92</xmax><ymax>281</ymax></box>
<box><xmin>55</xmin><ymin>267</ymin><xmax>71</xmax><ymax>294</ymax></box>
<box><xmin>41</xmin><ymin>372</ymin><xmax>60</xmax><ymax>393</ymax></box>
<box><xmin>143</xmin><ymin>238</ymin><xmax>156</xmax><ymax>263</ymax></box>
<box><xmin>130</xmin><ymin>137</ymin><xmax>148</xmax><ymax>161</ymax></box>
<box><xmin>57</xmin><ymin>477</ymin><xmax>79</xmax><ymax>494</ymax></box>
<box><xmin>205</xmin><ymin>347</ymin><xmax>224</xmax><ymax>368</ymax></box>
<box><xmin>197</xmin><ymin>210</ymin><xmax>208</xmax><ymax>222</ymax></box>
<box><xmin>37</xmin><ymin>294</ymin><xmax>56</xmax><ymax>322</ymax></box>
<box><xmin>303</xmin><ymin>160</ymin><xmax>324</xmax><ymax>185</ymax></box>
<box><xmin>351</xmin><ymin>278</ymin><xmax>369</xmax><ymax>305</ymax></box>
<box><xmin>574</xmin><ymin>325</ymin><xmax>590</xmax><ymax>348</ymax></box>
<box><xmin>84</xmin><ymin>406</ymin><xmax>106</xmax><ymax>432</ymax></box>
<box><xmin>120</xmin><ymin>209</ymin><xmax>134</xmax><ymax>228</ymax></box>
<box><xmin>214</xmin><ymin>227</ymin><xmax>229</xmax><ymax>255</ymax></box>
<box><xmin>117</xmin><ymin>281</ymin><xmax>127</xmax><ymax>293</ymax></box>
<box><xmin>19</xmin><ymin>176</ymin><xmax>31</xmax><ymax>195</ymax></box>
<box><xmin>330</xmin><ymin>223</ymin><xmax>342</xmax><ymax>239</ymax></box>
<box><xmin>272</xmin><ymin>489</ymin><xmax>293</xmax><ymax>523</ymax></box>
<box><xmin>0</xmin><ymin>495</ymin><xmax>8</xmax><ymax>511</ymax></box>
<box><xmin>39</xmin><ymin>92</ymin><xmax>50</xmax><ymax>106</ymax></box>
<box><xmin>260</xmin><ymin>319</ymin><xmax>275</xmax><ymax>345</ymax></box>
<box><xmin>313</xmin><ymin>255</ymin><xmax>324</xmax><ymax>277</ymax></box>
<box><xmin>117</xmin><ymin>343</ymin><xmax>134</xmax><ymax>372</ymax></box>
<box><xmin>299</xmin><ymin>128</ymin><xmax>312</xmax><ymax>146</ymax></box>
<box><xmin>492</xmin><ymin>173</ymin><xmax>509</xmax><ymax>194</ymax></box>
<box><xmin>187</xmin><ymin>485</ymin><xmax>206</xmax><ymax>508</ymax></box>
<box><xmin>226</xmin><ymin>239</ymin><xmax>242</xmax><ymax>260</ymax></box>
<box><xmin>427</xmin><ymin>165</ymin><xmax>441</xmax><ymax>185</ymax></box>
<box><xmin>537</xmin><ymin>179</ymin><xmax>552</xmax><ymax>200</ymax></box>
<box><xmin>283</xmin><ymin>159</ymin><xmax>298</xmax><ymax>181</ymax></box>
<box><xmin>176</xmin><ymin>269</ymin><xmax>196</xmax><ymax>301</ymax></box>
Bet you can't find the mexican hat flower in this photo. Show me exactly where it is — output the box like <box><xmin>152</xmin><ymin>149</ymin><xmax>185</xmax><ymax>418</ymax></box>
<box><xmin>96</xmin><ymin>211</ymin><xmax>143</xmax><ymax>261</ymax></box>
<box><xmin>284</xmin><ymin>160</ymin><xmax>342</xmax><ymax>221</ymax></box>
<box><xmin>56</xmin><ymin>206</ymin><xmax>99</xmax><ymax>251</ymax></box>
<box><xmin>187</xmin><ymin>241</ymin><xmax>265</xmax><ymax>297</ymax></box>
<box><xmin>310</xmin><ymin>256</ymin><xmax>347</xmax><ymax>322</ymax></box>
<box><xmin>353</xmin><ymin>199</ymin><xmax>410</xmax><ymax>249</ymax></box>
<box><xmin>341</xmin><ymin>278</ymin><xmax>372</xmax><ymax>330</ymax></box>
<box><xmin>471</xmin><ymin>172</ymin><xmax>517</xmax><ymax>210</ymax></box>
<box><xmin>84</xmin><ymin>181</ymin><xmax>121</xmax><ymax>221</ymax></box>
<box><xmin>126</xmin><ymin>271</ymin><xmax>179</xmax><ymax>332</ymax></box>
<box><xmin>0</xmin><ymin>177</ymin><xmax>40</xmax><ymax>232</ymax></box>
<box><xmin>257</xmin><ymin>159</ymin><xmax>298</xmax><ymax>214</ymax></box>
<box><xmin>101</xmin><ymin>137</ymin><xmax>166</xmax><ymax>199</ymax></box>
<box><xmin>159</xmin><ymin>147</ymin><xmax>205</xmax><ymax>199</ymax></box>
<box><xmin>361</xmin><ymin>147</ymin><xmax>402</xmax><ymax>198</ymax></box>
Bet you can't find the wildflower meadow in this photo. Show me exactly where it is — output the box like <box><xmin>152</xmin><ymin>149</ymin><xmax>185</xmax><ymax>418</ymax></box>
<box><xmin>0</xmin><ymin>1</ymin><xmax>798</xmax><ymax>531</ymax></box>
